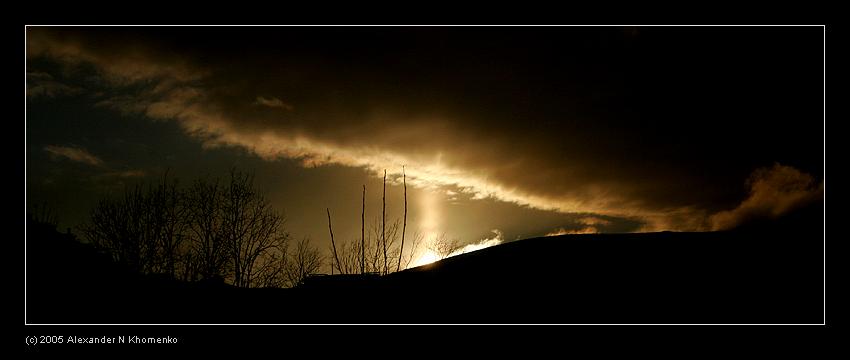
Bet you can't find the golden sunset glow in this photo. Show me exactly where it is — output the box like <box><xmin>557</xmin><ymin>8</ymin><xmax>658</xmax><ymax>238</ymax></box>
<box><xmin>408</xmin><ymin>189</ymin><xmax>441</xmax><ymax>267</ymax></box>
<box><xmin>409</xmin><ymin>248</ymin><xmax>441</xmax><ymax>268</ymax></box>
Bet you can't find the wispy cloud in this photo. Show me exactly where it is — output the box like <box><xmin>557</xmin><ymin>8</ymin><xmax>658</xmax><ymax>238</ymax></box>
<box><xmin>43</xmin><ymin>145</ymin><xmax>103</xmax><ymax>166</ymax></box>
<box><xmin>454</xmin><ymin>229</ymin><xmax>504</xmax><ymax>254</ymax></box>
<box><xmin>254</xmin><ymin>96</ymin><xmax>293</xmax><ymax>111</ymax></box>
<box><xmin>709</xmin><ymin>163</ymin><xmax>823</xmax><ymax>230</ymax></box>
<box><xmin>546</xmin><ymin>227</ymin><xmax>597</xmax><ymax>236</ymax></box>
<box><xmin>27</xmin><ymin>72</ymin><xmax>83</xmax><ymax>98</ymax></box>
<box><xmin>545</xmin><ymin>216</ymin><xmax>617</xmax><ymax>236</ymax></box>
<box><xmin>578</xmin><ymin>216</ymin><xmax>611</xmax><ymax>226</ymax></box>
<box><xmin>43</xmin><ymin>144</ymin><xmax>146</xmax><ymax>180</ymax></box>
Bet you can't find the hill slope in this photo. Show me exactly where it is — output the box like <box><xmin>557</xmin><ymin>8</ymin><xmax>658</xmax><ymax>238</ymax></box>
<box><xmin>26</xmin><ymin>201</ymin><xmax>823</xmax><ymax>324</ymax></box>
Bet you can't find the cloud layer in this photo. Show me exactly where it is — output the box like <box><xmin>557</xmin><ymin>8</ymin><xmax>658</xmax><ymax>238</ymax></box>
<box><xmin>27</xmin><ymin>28</ymin><xmax>823</xmax><ymax>232</ymax></box>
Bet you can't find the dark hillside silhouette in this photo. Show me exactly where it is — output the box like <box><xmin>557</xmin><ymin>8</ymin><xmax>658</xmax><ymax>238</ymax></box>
<box><xmin>26</xmin><ymin>199</ymin><xmax>822</xmax><ymax>324</ymax></box>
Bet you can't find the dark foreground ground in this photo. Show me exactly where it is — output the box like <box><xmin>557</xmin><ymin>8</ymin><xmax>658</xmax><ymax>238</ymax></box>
<box><xmin>26</xmin><ymin>203</ymin><xmax>823</xmax><ymax>324</ymax></box>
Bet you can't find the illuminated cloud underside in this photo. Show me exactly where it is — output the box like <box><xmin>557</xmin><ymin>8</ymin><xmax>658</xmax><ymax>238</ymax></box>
<box><xmin>102</xmin><ymin>82</ymin><xmax>701</xmax><ymax>231</ymax></box>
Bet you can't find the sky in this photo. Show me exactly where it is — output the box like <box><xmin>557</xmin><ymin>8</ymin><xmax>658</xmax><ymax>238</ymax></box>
<box><xmin>25</xmin><ymin>26</ymin><xmax>824</xmax><ymax>261</ymax></box>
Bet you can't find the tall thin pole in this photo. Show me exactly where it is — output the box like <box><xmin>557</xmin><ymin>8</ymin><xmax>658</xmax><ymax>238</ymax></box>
<box><xmin>382</xmin><ymin>169</ymin><xmax>387</xmax><ymax>275</ymax></box>
<box><xmin>398</xmin><ymin>166</ymin><xmax>407</xmax><ymax>272</ymax></box>
<box><xmin>327</xmin><ymin>208</ymin><xmax>341</xmax><ymax>274</ymax></box>
<box><xmin>361</xmin><ymin>184</ymin><xmax>365</xmax><ymax>274</ymax></box>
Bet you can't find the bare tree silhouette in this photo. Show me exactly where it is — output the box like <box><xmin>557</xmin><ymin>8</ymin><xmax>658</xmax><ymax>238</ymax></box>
<box><xmin>83</xmin><ymin>169</ymin><xmax>291</xmax><ymax>288</ymax></box>
<box><xmin>147</xmin><ymin>171</ymin><xmax>186</xmax><ymax>277</ymax></box>
<box><xmin>286</xmin><ymin>237</ymin><xmax>323</xmax><ymax>287</ymax></box>
<box><xmin>327</xmin><ymin>208</ymin><xmax>341</xmax><ymax>274</ymax></box>
<box><xmin>368</xmin><ymin>216</ymin><xmax>398</xmax><ymax>274</ymax></box>
<box><xmin>252</xmin><ymin>245</ymin><xmax>289</xmax><ymax>288</ymax></box>
<box><xmin>400</xmin><ymin>230</ymin><xmax>424</xmax><ymax>270</ymax></box>
<box><xmin>382</xmin><ymin>169</ymin><xmax>387</xmax><ymax>275</ymax></box>
<box><xmin>81</xmin><ymin>166</ymin><xmax>429</xmax><ymax>289</ymax></box>
<box><xmin>361</xmin><ymin>184</ymin><xmax>365</xmax><ymax>274</ymax></box>
<box><xmin>185</xmin><ymin>176</ymin><xmax>228</xmax><ymax>282</ymax></box>
<box><xmin>30</xmin><ymin>202</ymin><xmax>58</xmax><ymax>229</ymax></box>
<box><xmin>83</xmin><ymin>177</ymin><xmax>182</xmax><ymax>275</ymax></box>
<box><xmin>221</xmin><ymin>170</ymin><xmax>289</xmax><ymax>288</ymax></box>
<box><xmin>331</xmin><ymin>218</ymin><xmax>424</xmax><ymax>274</ymax></box>
<box><xmin>429</xmin><ymin>233</ymin><xmax>461</xmax><ymax>260</ymax></box>
<box><xmin>336</xmin><ymin>237</ymin><xmax>364</xmax><ymax>275</ymax></box>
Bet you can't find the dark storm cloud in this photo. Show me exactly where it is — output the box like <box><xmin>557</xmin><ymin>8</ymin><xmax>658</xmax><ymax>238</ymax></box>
<box><xmin>26</xmin><ymin>27</ymin><xmax>823</xmax><ymax>231</ymax></box>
